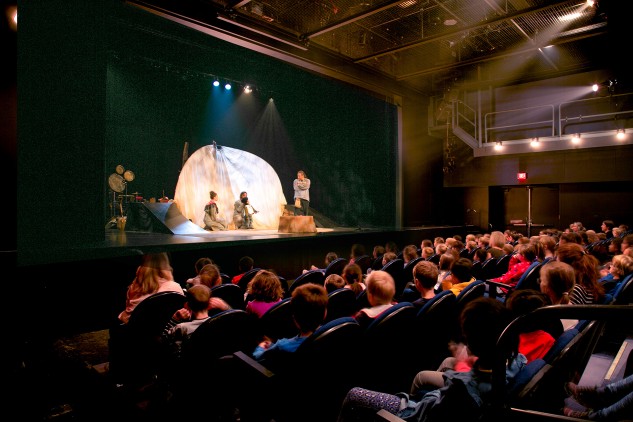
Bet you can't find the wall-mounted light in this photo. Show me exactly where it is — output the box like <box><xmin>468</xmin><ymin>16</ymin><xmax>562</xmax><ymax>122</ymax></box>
<box><xmin>571</xmin><ymin>134</ymin><xmax>581</xmax><ymax>144</ymax></box>
<box><xmin>530</xmin><ymin>137</ymin><xmax>540</xmax><ymax>147</ymax></box>
<box><xmin>616</xmin><ymin>129</ymin><xmax>626</xmax><ymax>140</ymax></box>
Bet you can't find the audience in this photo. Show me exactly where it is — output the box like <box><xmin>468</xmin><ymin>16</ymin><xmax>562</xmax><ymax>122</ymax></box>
<box><xmin>231</xmin><ymin>256</ymin><xmax>254</xmax><ymax>285</ymax></box>
<box><xmin>342</xmin><ymin>263</ymin><xmax>366</xmax><ymax>296</ymax></box>
<box><xmin>184</xmin><ymin>256</ymin><xmax>214</xmax><ymax>289</ymax></box>
<box><xmin>324</xmin><ymin>274</ymin><xmax>346</xmax><ymax>293</ymax></box>
<box><xmin>440</xmin><ymin>257</ymin><xmax>475</xmax><ymax>296</ymax></box>
<box><xmin>409</xmin><ymin>261</ymin><xmax>439</xmax><ymax>308</ymax></box>
<box><xmin>556</xmin><ymin>242</ymin><xmax>604</xmax><ymax>304</ymax></box>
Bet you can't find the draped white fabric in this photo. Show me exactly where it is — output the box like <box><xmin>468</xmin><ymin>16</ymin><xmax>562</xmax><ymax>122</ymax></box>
<box><xmin>174</xmin><ymin>144</ymin><xmax>287</xmax><ymax>230</ymax></box>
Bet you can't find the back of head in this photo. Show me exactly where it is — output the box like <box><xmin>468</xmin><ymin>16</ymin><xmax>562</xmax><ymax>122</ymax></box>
<box><xmin>239</xmin><ymin>256</ymin><xmax>254</xmax><ymax>272</ymax></box>
<box><xmin>365</xmin><ymin>270</ymin><xmax>396</xmax><ymax>305</ymax></box>
<box><xmin>438</xmin><ymin>252</ymin><xmax>454</xmax><ymax>270</ymax></box>
<box><xmin>436</xmin><ymin>243</ymin><xmax>448</xmax><ymax>255</ymax></box>
<box><xmin>474</xmin><ymin>248</ymin><xmax>489</xmax><ymax>262</ymax></box>
<box><xmin>199</xmin><ymin>263</ymin><xmax>222</xmax><ymax>288</ymax></box>
<box><xmin>556</xmin><ymin>242</ymin><xmax>601</xmax><ymax>295</ymax></box>
<box><xmin>135</xmin><ymin>252</ymin><xmax>174</xmax><ymax>293</ymax></box>
<box><xmin>505</xmin><ymin>289</ymin><xmax>551</xmax><ymax>319</ymax></box>
<box><xmin>291</xmin><ymin>283</ymin><xmax>328</xmax><ymax>333</ymax></box>
<box><xmin>385</xmin><ymin>241</ymin><xmax>398</xmax><ymax>254</ymax></box>
<box><xmin>373</xmin><ymin>245</ymin><xmax>386</xmax><ymax>257</ymax></box>
<box><xmin>422</xmin><ymin>246</ymin><xmax>434</xmax><ymax>258</ymax></box>
<box><xmin>403</xmin><ymin>244</ymin><xmax>419</xmax><ymax>262</ymax></box>
<box><xmin>490</xmin><ymin>231</ymin><xmax>506</xmax><ymax>249</ymax></box>
<box><xmin>351</xmin><ymin>243</ymin><xmax>366</xmax><ymax>258</ymax></box>
<box><xmin>414</xmin><ymin>260</ymin><xmax>439</xmax><ymax>289</ymax></box>
<box><xmin>539</xmin><ymin>261</ymin><xmax>575</xmax><ymax>304</ymax></box>
<box><xmin>250</xmin><ymin>270</ymin><xmax>284</xmax><ymax>302</ymax></box>
<box><xmin>342</xmin><ymin>263</ymin><xmax>363</xmax><ymax>285</ymax></box>
<box><xmin>187</xmin><ymin>285</ymin><xmax>212</xmax><ymax>312</ymax></box>
<box><xmin>195</xmin><ymin>257</ymin><xmax>214</xmax><ymax>274</ymax></box>
<box><xmin>324</xmin><ymin>274</ymin><xmax>345</xmax><ymax>293</ymax></box>
<box><xmin>460</xmin><ymin>297</ymin><xmax>512</xmax><ymax>368</ymax></box>
<box><xmin>450</xmin><ymin>257</ymin><xmax>473</xmax><ymax>282</ymax></box>
<box><xmin>382</xmin><ymin>252</ymin><xmax>397</xmax><ymax>264</ymax></box>
<box><xmin>325</xmin><ymin>252</ymin><xmax>338</xmax><ymax>265</ymax></box>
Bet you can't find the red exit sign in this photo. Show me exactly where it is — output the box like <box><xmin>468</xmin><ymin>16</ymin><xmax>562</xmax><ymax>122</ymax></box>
<box><xmin>517</xmin><ymin>172</ymin><xmax>528</xmax><ymax>181</ymax></box>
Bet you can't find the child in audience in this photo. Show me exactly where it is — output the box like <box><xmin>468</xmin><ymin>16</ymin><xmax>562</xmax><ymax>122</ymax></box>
<box><xmin>245</xmin><ymin>270</ymin><xmax>284</xmax><ymax>318</ymax></box>
<box><xmin>161</xmin><ymin>284</ymin><xmax>228</xmax><ymax>358</ymax></box>
<box><xmin>342</xmin><ymin>263</ymin><xmax>366</xmax><ymax>296</ymax></box>
<box><xmin>252</xmin><ymin>283</ymin><xmax>328</xmax><ymax>361</ymax></box>
<box><xmin>539</xmin><ymin>261</ymin><xmax>578</xmax><ymax>331</ymax></box>
<box><xmin>306</xmin><ymin>251</ymin><xmax>338</xmax><ymax>273</ymax></box>
<box><xmin>354</xmin><ymin>270</ymin><xmax>396</xmax><ymax>329</ymax></box>
<box><xmin>441</xmin><ymin>257</ymin><xmax>475</xmax><ymax>296</ymax></box>
<box><xmin>197</xmin><ymin>263</ymin><xmax>223</xmax><ymax>289</ymax></box>
<box><xmin>410</xmin><ymin>261</ymin><xmax>439</xmax><ymax>308</ymax></box>
<box><xmin>231</xmin><ymin>256</ymin><xmax>254</xmax><ymax>285</ymax></box>
<box><xmin>564</xmin><ymin>373</ymin><xmax>633</xmax><ymax>420</ymax></box>
<box><xmin>185</xmin><ymin>256</ymin><xmax>214</xmax><ymax>289</ymax></box>
<box><xmin>324</xmin><ymin>274</ymin><xmax>346</xmax><ymax>293</ymax></box>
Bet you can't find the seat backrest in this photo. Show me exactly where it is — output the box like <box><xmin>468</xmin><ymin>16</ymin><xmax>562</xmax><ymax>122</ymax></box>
<box><xmin>259</xmin><ymin>297</ymin><xmax>297</xmax><ymax>342</ymax></box>
<box><xmin>360</xmin><ymin>302</ymin><xmax>417</xmax><ymax>392</ymax></box>
<box><xmin>479</xmin><ymin>257</ymin><xmax>498</xmax><ymax>280</ymax></box>
<box><xmin>237</xmin><ymin>267</ymin><xmax>262</xmax><ymax>292</ymax></box>
<box><xmin>220</xmin><ymin>272</ymin><xmax>232</xmax><ymax>284</ymax></box>
<box><xmin>211</xmin><ymin>283</ymin><xmax>246</xmax><ymax>310</ymax></box>
<box><xmin>371</xmin><ymin>255</ymin><xmax>384</xmax><ymax>271</ymax></box>
<box><xmin>355</xmin><ymin>289</ymin><xmax>369</xmax><ymax>311</ymax></box>
<box><xmin>494</xmin><ymin>254</ymin><xmax>512</xmax><ymax>278</ymax></box>
<box><xmin>412</xmin><ymin>290</ymin><xmax>458</xmax><ymax>370</ymax></box>
<box><xmin>399</xmin><ymin>257</ymin><xmax>424</xmax><ymax>298</ymax></box>
<box><xmin>609</xmin><ymin>272</ymin><xmax>633</xmax><ymax>304</ymax></box>
<box><xmin>381</xmin><ymin>258</ymin><xmax>404</xmax><ymax>287</ymax></box>
<box><xmin>427</xmin><ymin>254</ymin><xmax>440</xmax><ymax>265</ymax></box>
<box><xmin>288</xmin><ymin>269</ymin><xmax>325</xmax><ymax>295</ymax></box>
<box><xmin>326</xmin><ymin>288</ymin><xmax>358</xmax><ymax>322</ymax></box>
<box><xmin>353</xmin><ymin>255</ymin><xmax>373</xmax><ymax>274</ymax></box>
<box><xmin>455</xmin><ymin>279</ymin><xmax>486</xmax><ymax>313</ymax></box>
<box><xmin>324</xmin><ymin>258</ymin><xmax>348</xmax><ymax>277</ymax></box>
<box><xmin>127</xmin><ymin>291</ymin><xmax>186</xmax><ymax>336</ymax></box>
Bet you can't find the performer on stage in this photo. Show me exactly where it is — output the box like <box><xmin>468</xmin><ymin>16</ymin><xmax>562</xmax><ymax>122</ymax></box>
<box><xmin>234</xmin><ymin>191</ymin><xmax>248</xmax><ymax>229</ymax></box>
<box><xmin>241</xmin><ymin>196</ymin><xmax>258</xmax><ymax>229</ymax></box>
<box><xmin>293</xmin><ymin>170</ymin><xmax>310</xmax><ymax>216</ymax></box>
<box><xmin>203</xmin><ymin>191</ymin><xmax>227</xmax><ymax>231</ymax></box>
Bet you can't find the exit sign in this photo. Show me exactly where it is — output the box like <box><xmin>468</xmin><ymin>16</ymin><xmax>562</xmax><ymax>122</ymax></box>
<box><xmin>517</xmin><ymin>172</ymin><xmax>528</xmax><ymax>181</ymax></box>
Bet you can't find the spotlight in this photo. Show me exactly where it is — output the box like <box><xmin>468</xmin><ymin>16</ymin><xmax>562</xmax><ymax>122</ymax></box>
<box><xmin>243</xmin><ymin>85</ymin><xmax>252</xmax><ymax>94</ymax></box>
<box><xmin>269</xmin><ymin>98</ymin><xmax>274</xmax><ymax>103</ymax></box>
<box><xmin>616</xmin><ymin>129</ymin><xmax>626</xmax><ymax>140</ymax></box>
<box><xmin>571</xmin><ymin>134</ymin><xmax>581</xmax><ymax>144</ymax></box>
<box><xmin>530</xmin><ymin>138</ymin><xmax>540</xmax><ymax>147</ymax></box>
<box><xmin>494</xmin><ymin>141</ymin><xmax>503</xmax><ymax>151</ymax></box>
<box><xmin>213</xmin><ymin>80</ymin><xmax>220</xmax><ymax>87</ymax></box>
<box><xmin>592</xmin><ymin>83</ymin><xmax>599</xmax><ymax>92</ymax></box>
<box><xmin>225</xmin><ymin>82</ymin><xmax>232</xmax><ymax>90</ymax></box>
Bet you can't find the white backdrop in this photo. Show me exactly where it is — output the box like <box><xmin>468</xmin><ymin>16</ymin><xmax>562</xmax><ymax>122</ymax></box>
<box><xmin>174</xmin><ymin>144</ymin><xmax>287</xmax><ymax>229</ymax></box>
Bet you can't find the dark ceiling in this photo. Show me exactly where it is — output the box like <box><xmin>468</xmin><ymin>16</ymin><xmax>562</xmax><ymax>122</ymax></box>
<box><xmin>127</xmin><ymin>0</ymin><xmax>626</xmax><ymax>96</ymax></box>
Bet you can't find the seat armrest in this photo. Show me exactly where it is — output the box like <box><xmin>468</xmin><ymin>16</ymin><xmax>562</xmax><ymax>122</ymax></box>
<box><xmin>375</xmin><ymin>409</ymin><xmax>406</xmax><ymax>421</ymax></box>
<box><xmin>233</xmin><ymin>351</ymin><xmax>275</xmax><ymax>379</ymax></box>
<box><xmin>484</xmin><ymin>279</ymin><xmax>513</xmax><ymax>299</ymax></box>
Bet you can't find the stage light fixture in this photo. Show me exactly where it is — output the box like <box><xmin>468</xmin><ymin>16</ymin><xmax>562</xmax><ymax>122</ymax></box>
<box><xmin>225</xmin><ymin>82</ymin><xmax>232</xmax><ymax>90</ymax></box>
<box><xmin>571</xmin><ymin>134</ymin><xmax>581</xmax><ymax>144</ymax></box>
<box><xmin>243</xmin><ymin>85</ymin><xmax>252</xmax><ymax>94</ymax></box>
<box><xmin>213</xmin><ymin>80</ymin><xmax>220</xmax><ymax>87</ymax></box>
<box><xmin>592</xmin><ymin>83</ymin><xmax>599</xmax><ymax>92</ymax></box>
<box><xmin>530</xmin><ymin>138</ymin><xmax>540</xmax><ymax>147</ymax></box>
<box><xmin>616</xmin><ymin>129</ymin><xmax>626</xmax><ymax>140</ymax></box>
<box><xmin>494</xmin><ymin>141</ymin><xmax>503</xmax><ymax>151</ymax></box>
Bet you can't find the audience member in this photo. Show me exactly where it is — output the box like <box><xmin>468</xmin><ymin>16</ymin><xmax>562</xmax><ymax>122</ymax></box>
<box><xmin>402</xmin><ymin>244</ymin><xmax>419</xmax><ymax>265</ymax></box>
<box><xmin>324</xmin><ymin>274</ymin><xmax>346</xmax><ymax>293</ymax></box>
<box><xmin>354</xmin><ymin>270</ymin><xmax>396</xmax><ymax>329</ymax></box>
<box><xmin>118</xmin><ymin>252</ymin><xmax>185</xmax><ymax>324</ymax></box>
<box><xmin>539</xmin><ymin>261</ymin><xmax>578</xmax><ymax>331</ymax></box>
<box><xmin>420</xmin><ymin>246</ymin><xmax>435</xmax><ymax>260</ymax></box>
<box><xmin>381</xmin><ymin>252</ymin><xmax>397</xmax><ymax>267</ymax></box>
<box><xmin>489</xmin><ymin>243</ymin><xmax>536</xmax><ymax>289</ymax></box>
<box><xmin>409</xmin><ymin>261</ymin><xmax>439</xmax><ymax>308</ymax></box>
<box><xmin>185</xmin><ymin>256</ymin><xmax>214</xmax><ymax>289</ymax></box>
<box><xmin>306</xmin><ymin>251</ymin><xmax>338</xmax><ymax>273</ymax></box>
<box><xmin>601</xmin><ymin>220</ymin><xmax>615</xmax><ymax>239</ymax></box>
<box><xmin>556</xmin><ymin>242</ymin><xmax>604</xmax><ymax>304</ymax></box>
<box><xmin>385</xmin><ymin>241</ymin><xmax>399</xmax><ymax>256</ymax></box>
<box><xmin>231</xmin><ymin>256</ymin><xmax>254</xmax><ymax>285</ymax></box>
<box><xmin>245</xmin><ymin>270</ymin><xmax>284</xmax><ymax>318</ymax></box>
<box><xmin>564</xmin><ymin>373</ymin><xmax>633</xmax><ymax>420</ymax></box>
<box><xmin>349</xmin><ymin>243</ymin><xmax>366</xmax><ymax>264</ymax></box>
<box><xmin>342</xmin><ymin>263</ymin><xmax>366</xmax><ymax>296</ymax></box>
<box><xmin>441</xmin><ymin>257</ymin><xmax>475</xmax><ymax>296</ymax></box>
<box><xmin>436</xmin><ymin>253</ymin><xmax>455</xmax><ymax>292</ymax></box>
<box><xmin>252</xmin><ymin>283</ymin><xmax>328</xmax><ymax>361</ymax></box>
<box><xmin>488</xmin><ymin>231</ymin><xmax>507</xmax><ymax>259</ymax></box>
<box><xmin>198</xmin><ymin>263</ymin><xmax>223</xmax><ymax>289</ymax></box>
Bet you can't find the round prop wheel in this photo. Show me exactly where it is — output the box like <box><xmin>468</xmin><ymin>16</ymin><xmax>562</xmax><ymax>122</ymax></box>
<box><xmin>108</xmin><ymin>173</ymin><xmax>126</xmax><ymax>193</ymax></box>
<box><xmin>123</xmin><ymin>170</ymin><xmax>135</xmax><ymax>182</ymax></box>
<box><xmin>115</xmin><ymin>164</ymin><xmax>125</xmax><ymax>175</ymax></box>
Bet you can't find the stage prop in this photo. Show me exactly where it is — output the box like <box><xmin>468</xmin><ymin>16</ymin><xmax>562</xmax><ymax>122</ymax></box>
<box><xmin>125</xmin><ymin>202</ymin><xmax>207</xmax><ymax>235</ymax></box>
<box><xmin>174</xmin><ymin>143</ymin><xmax>287</xmax><ymax>230</ymax></box>
<box><xmin>278</xmin><ymin>216</ymin><xmax>317</xmax><ymax>233</ymax></box>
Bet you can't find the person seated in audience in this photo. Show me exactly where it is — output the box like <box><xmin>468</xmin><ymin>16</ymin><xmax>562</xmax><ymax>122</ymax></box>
<box><xmin>160</xmin><ymin>284</ymin><xmax>229</xmax><ymax>358</ymax></box>
<box><xmin>342</xmin><ymin>263</ymin><xmax>366</xmax><ymax>295</ymax></box>
<box><xmin>402</xmin><ymin>244</ymin><xmax>419</xmax><ymax>265</ymax></box>
<box><xmin>420</xmin><ymin>246</ymin><xmax>435</xmax><ymax>261</ymax></box>
<box><xmin>245</xmin><ymin>270</ymin><xmax>284</xmax><ymax>318</ymax></box>
<box><xmin>464</xmin><ymin>239</ymin><xmax>478</xmax><ymax>256</ymax></box>
<box><xmin>336</xmin><ymin>298</ymin><xmax>524</xmax><ymax>422</ymax></box>
<box><xmin>252</xmin><ymin>283</ymin><xmax>328</xmax><ymax>361</ymax></box>
<box><xmin>354</xmin><ymin>270</ymin><xmax>396</xmax><ymax>329</ymax></box>
<box><xmin>324</xmin><ymin>274</ymin><xmax>346</xmax><ymax>293</ymax></box>
<box><xmin>306</xmin><ymin>251</ymin><xmax>338</xmax><ymax>273</ymax></box>
<box><xmin>608</xmin><ymin>237</ymin><xmax>623</xmax><ymax>258</ymax></box>
<box><xmin>504</xmin><ymin>289</ymin><xmax>557</xmax><ymax>363</ymax></box>
<box><xmin>441</xmin><ymin>257</ymin><xmax>475</xmax><ymax>296</ymax></box>
<box><xmin>612</xmin><ymin>226</ymin><xmax>623</xmax><ymax>238</ymax></box>
<box><xmin>539</xmin><ymin>261</ymin><xmax>578</xmax><ymax>331</ymax></box>
<box><xmin>559</xmin><ymin>231</ymin><xmax>582</xmax><ymax>245</ymax></box>
<box><xmin>197</xmin><ymin>263</ymin><xmax>223</xmax><ymax>289</ymax></box>
<box><xmin>372</xmin><ymin>245</ymin><xmax>386</xmax><ymax>260</ymax></box>
<box><xmin>349</xmin><ymin>243</ymin><xmax>366</xmax><ymax>265</ymax></box>
<box><xmin>477</xmin><ymin>234</ymin><xmax>490</xmax><ymax>250</ymax></box>
<box><xmin>435</xmin><ymin>242</ymin><xmax>448</xmax><ymax>257</ymax></box>
<box><xmin>601</xmin><ymin>220</ymin><xmax>615</xmax><ymax>239</ymax></box>
<box><xmin>381</xmin><ymin>252</ymin><xmax>397</xmax><ymax>267</ymax></box>
<box><xmin>231</xmin><ymin>256</ymin><xmax>254</xmax><ymax>285</ymax></box>
<box><xmin>184</xmin><ymin>256</ymin><xmax>214</xmax><ymax>289</ymax></box>
<box><xmin>564</xmin><ymin>372</ymin><xmax>633</xmax><ymax>420</ymax></box>
<box><xmin>118</xmin><ymin>252</ymin><xmax>185</xmax><ymax>324</ymax></box>
<box><xmin>436</xmin><ymin>253</ymin><xmax>455</xmax><ymax>292</ymax></box>
<box><xmin>600</xmin><ymin>254</ymin><xmax>633</xmax><ymax>293</ymax></box>
<box><xmin>489</xmin><ymin>243</ymin><xmax>537</xmax><ymax>289</ymax></box>
<box><xmin>488</xmin><ymin>231</ymin><xmax>507</xmax><ymax>259</ymax></box>
<box><xmin>385</xmin><ymin>241</ymin><xmax>399</xmax><ymax>256</ymax></box>
<box><xmin>539</xmin><ymin>235</ymin><xmax>557</xmax><ymax>262</ymax></box>
<box><xmin>433</xmin><ymin>237</ymin><xmax>445</xmax><ymax>248</ymax></box>
<box><xmin>556</xmin><ymin>242</ymin><xmax>604</xmax><ymax>304</ymax></box>
<box><xmin>409</xmin><ymin>261</ymin><xmax>439</xmax><ymax>308</ymax></box>
<box><xmin>420</xmin><ymin>238</ymin><xmax>433</xmax><ymax>250</ymax></box>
